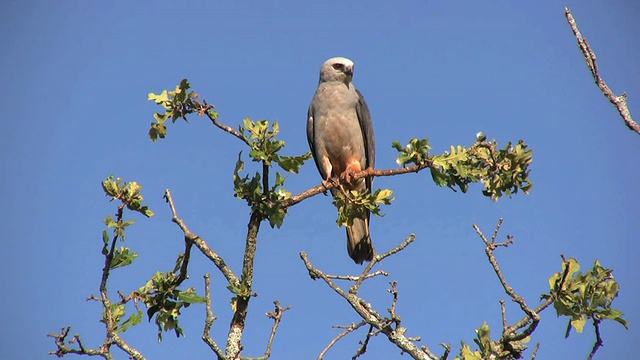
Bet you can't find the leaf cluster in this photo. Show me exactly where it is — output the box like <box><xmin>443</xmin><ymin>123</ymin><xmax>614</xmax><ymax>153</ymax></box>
<box><xmin>147</xmin><ymin>79</ymin><xmax>216</xmax><ymax>141</ymax></box>
<box><xmin>100</xmin><ymin>176</ymin><xmax>207</xmax><ymax>342</ymax></box>
<box><xmin>545</xmin><ymin>258</ymin><xmax>628</xmax><ymax>335</ymax></box>
<box><xmin>136</xmin><ymin>269</ymin><xmax>206</xmax><ymax>342</ymax></box>
<box><xmin>102</xmin><ymin>176</ymin><xmax>154</xmax><ymax>217</ymax></box>
<box><xmin>455</xmin><ymin>322</ymin><xmax>530</xmax><ymax>360</ymax></box>
<box><xmin>239</xmin><ymin>117</ymin><xmax>312</xmax><ymax>174</ymax></box>
<box><xmin>332</xmin><ymin>188</ymin><xmax>394</xmax><ymax>227</ymax></box>
<box><xmin>233</xmin><ymin>118</ymin><xmax>311</xmax><ymax>228</ymax></box>
<box><xmin>101</xmin><ymin>304</ymin><xmax>143</xmax><ymax>334</ymax></box>
<box><xmin>393</xmin><ymin>135</ymin><xmax>534</xmax><ymax>200</ymax></box>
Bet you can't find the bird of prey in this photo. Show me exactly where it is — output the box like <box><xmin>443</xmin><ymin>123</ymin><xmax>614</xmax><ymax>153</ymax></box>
<box><xmin>307</xmin><ymin>57</ymin><xmax>376</xmax><ymax>264</ymax></box>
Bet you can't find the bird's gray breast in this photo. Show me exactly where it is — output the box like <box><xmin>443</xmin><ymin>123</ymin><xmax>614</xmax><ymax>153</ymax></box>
<box><xmin>312</xmin><ymin>84</ymin><xmax>366</xmax><ymax>170</ymax></box>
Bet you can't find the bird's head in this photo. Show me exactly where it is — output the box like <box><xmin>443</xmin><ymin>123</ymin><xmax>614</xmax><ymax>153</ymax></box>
<box><xmin>319</xmin><ymin>57</ymin><xmax>355</xmax><ymax>88</ymax></box>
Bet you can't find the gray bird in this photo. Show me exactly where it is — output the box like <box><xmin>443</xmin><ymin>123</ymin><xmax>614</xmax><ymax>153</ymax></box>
<box><xmin>307</xmin><ymin>57</ymin><xmax>376</xmax><ymax>264</ymax></box>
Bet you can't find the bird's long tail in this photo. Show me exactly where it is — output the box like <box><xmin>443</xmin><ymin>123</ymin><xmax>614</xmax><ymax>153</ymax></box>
<box><xmin>346</xmin><ymin>217</ymin><xmax>374</xmax><ymax>264</ymax></box>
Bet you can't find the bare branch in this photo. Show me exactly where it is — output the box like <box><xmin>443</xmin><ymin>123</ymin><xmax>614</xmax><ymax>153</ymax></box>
<box><xmin>300</xmin><ymin>234</ymin><xmax>439</xmax><ymax>360</ymax></box>
<box><xmin>530</xmin><ymin>343</ymin><xmax>540</xmax><ymax>360</ymax></box>
<box><xmin>500</xmin><ymin>300</ymin><xmax>508</xmax><ymax>333</ymax></box>
<box><xmin>164</xmin><ymin>189</ymin><xmax>240</xmax><ymax>288</ymax></box>
<box><xmin>202</xmin><ymin>274</ymin><xmax>226</xmax><ymax>359</ymax></box>
<box><xmin>48</xmin><ymin>327</ymin><xmax>111</xmax><ymax>359</ymax></box>
<box><xmin>565</xmin><ymin>7</ymin><xmax>639</xmax><ymax>135</ymax></box>
<box><xmin>351</xmin><ymin>235</ymin><xmax>416</xmax><ymax>294</ymax></box>
<box><xmin>251</xmin><ymin>301</ymin><xmax>291</xmax><ymax>360</ymax></box>
<box><xmin>200</xmin><ymin>103</ymin><xmax>252</xmax><ymax>147</ymax></box>
<box><xmin>318</xmin><ymin>321</ymin><xmax>367</xmax><ymax>360</ymax></box>
<box><xmin>109</xmin><ymin>333</ymin><xmax>145</xmax><ymax>360</ymax></box>
<box><xmin>473</xmin><ymin>222</ymin><xmax>538</xmax><ymax>324</ymax></box>
<box><xmin>387</xmin><ymin>282</ymin><xmax>400</xmax><ymax>324</ymax></box>
<box><xmin>587</xmin><ymin>318</ymin><xmax>603</xmax><ymax>360</ymax></box>
<box><xmin>352</xmin><ymin>324</ymin><xmax>374</xmax><ymax>359</ymax></box>
<box><xmin>326</xmin><ymin>270</ymin><xmax>389</xmax><ymax>281</ymax></box>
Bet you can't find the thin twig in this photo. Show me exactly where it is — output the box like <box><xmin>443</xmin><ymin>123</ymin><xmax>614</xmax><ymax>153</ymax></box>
<box><xmin>473</xmin><ymin>222</ymin><xmax>537</xmax><ymax>323</ymax></box>
<box><xmin>350</xmin><ymin>235</ymin><xmax>416</xmax><ymax>294</ymax></box>
<box><xmin>202</xmin><ymin>274</ymin><xmax>226</xmax><ymax>359</ymax></box>
<box><xmin>438</xmin><ymin>343</ymin><xmax>451</xmax><ymax>360</ymax></box>
<box><xmin>300</xmin><ymin>238</ymin><xmax>438</xmax><ymax>360</ymax></box>
<box><xmin>491</xmin><ymin>218</ymin><xmax>504</xmax><ymax>244</ymax></box>
<box><xmin>259</xmin><ymin>301</ymin><xmax>291</xmax><ymax>360</ymax></box>
<box><xmin>565</xmin><ymin>7</ymin><xmax>639</xmax><ymax>135</ymax></box>
<box><xmin>587</xmin><ymin>318</ymin><xmax>603</xmax><ymax>360</ymax></box>
<box><xmin>352</xmin><ymin>324</ymin><xmax>374</xmax><ymax>359</ymax></box>
<box><xmin>47</xmin><ymin>327</ymin><xmax>112</xmax><ymax>359</ymax></box>
<box><xmin>500</xmin><ymin>300</ymin><xmax>508</xmax><ymax>333</ymax></box>
<box><xmin>530</xmin><ymin>343</ymin><xmax>540</xmax><ymax>360</ymax></box>
<box><xmin>318</xmin><ymin>321</ymin><xmax>367</xmax><ymax>360</ymax></box>
<box><xmin>388</xmin><ymin>282</ymin><xmax>400</xmax><ymax>323</ymax></box>
<box><xmin>202</xmin><ymin>107</ymin><xmax>252</xmax><ymax>146</ymax></box>
<box><xmin>473</xmin><ymin>221</ymin><xmax>540</xmax><ymax>321</ymax></box>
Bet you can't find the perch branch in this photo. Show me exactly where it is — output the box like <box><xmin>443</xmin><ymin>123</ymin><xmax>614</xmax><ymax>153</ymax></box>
<box><xmin>283</xmin><ymin>164</ymin><xmax>433</xmax><ymax>209</ymax></box>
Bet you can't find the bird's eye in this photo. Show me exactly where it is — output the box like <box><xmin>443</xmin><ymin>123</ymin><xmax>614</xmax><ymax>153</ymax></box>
<box><xmin>332</xmin><ymin>63</ymin><xmax>344</xmax><ymax>70</ymax></box>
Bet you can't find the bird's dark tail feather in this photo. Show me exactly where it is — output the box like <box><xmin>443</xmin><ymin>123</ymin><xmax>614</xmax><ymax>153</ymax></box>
<box><xmin>346</xmin><ymin>217</ymin><xmax>374</xmax><ymax>264</ymax></box>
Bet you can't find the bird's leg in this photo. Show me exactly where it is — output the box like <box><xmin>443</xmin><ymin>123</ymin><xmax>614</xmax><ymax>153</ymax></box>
<box><xmin>320</xmin><ymin>158</ymin><xmax>336</xmax><ymax>194</ymax></box>
<box><xmin>341</xmin><ymin>159</ymin><xmax>363</xmax><ymax>185</ymax></box>
<box><xmin>322</xmin><ymin>177</ymin><xmax>339</xmax><ymax>193</ymax></box>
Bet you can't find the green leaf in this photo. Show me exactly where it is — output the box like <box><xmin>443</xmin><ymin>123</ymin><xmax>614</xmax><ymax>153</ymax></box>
<box><xmin>473</xmin><ymin>321</ymin><xmax>491</xmax><ymax>354</ymax></box>
<box><xmin>571</xmin><ymin>315</ymin><xmax>586</xmax><ymax>333</ymax></box>
<box><xmin>122</xmin><ymin>219</ymin><xmax>135</xmax><ymax>228</ymax></box>
<box><xmin>230</xmin><ymin>296</ymin><xmax>238</xmax><ymax>312</ymax></box>
<box><xmin>116</xmin><ymin>310</ymin><xmax>143</xmax><ymax>333</ymax></box>
<box><xmin>101</xmin><ymin>230</ymin><xmax>110</xmax><ymax>255</ymax></box>
<box><xmin>110</xmin><ymin>247</ymin><xmax>138</xmax><ymax>269</ymax></box>
<box><xmin>149</xmin><ymin>122</ymin><xmax>168</xmax><ymax>142</ymax></box>
<box><xmin>177</xmin><ymin>291</ymin><xmax>207</xmax><ymax>304</ymax></box>
<box><xmin>148</xmin><ymin>90</ymin><xmax>169</xmax><ymax>103</ymax></box>
<box><xmin>459</xmin><ymin>343</ymin><xmax>483</xmax><ymax>360</ymax></box>
<box><xmin>275</xmin><ymin>152</ymin><xmax>312</xmax><ymax>174</ymax></box>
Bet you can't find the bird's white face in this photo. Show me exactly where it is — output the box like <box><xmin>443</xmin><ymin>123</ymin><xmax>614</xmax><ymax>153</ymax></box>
<box><xmin>319</xmin><ymin>57</ymin><xmax>355</xmax><ymax>84</ymax></box>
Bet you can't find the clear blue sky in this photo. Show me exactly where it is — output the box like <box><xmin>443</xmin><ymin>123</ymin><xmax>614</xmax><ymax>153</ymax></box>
<box><xmin>1</xmin><ymin>1</ymin><xmax>638</xmax><ymax>359</ymax></box>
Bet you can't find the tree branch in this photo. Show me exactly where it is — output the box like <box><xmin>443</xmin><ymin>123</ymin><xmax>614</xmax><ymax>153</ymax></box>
<box><xmin>300</xmin><ymin>234</ymin><xmax>439</xmax><ymax>360</ymax></box>
<box><xmin>202</xmin><ymin>274</ymin><xmax>226</xmax><ymax>359</ymax></box>
<box><xmin>318</xmin><ymin>321</ymin><xmax>367</xmax><ymax>360</ymax></box>
<box><xmin>164</xmin><ymin>189</ymin><xmax>240</xmax><ymax>288</ymax></box>
<box><xmin>326</xmin><ymin>270</ymin><xmax>389</xmax><ymax>281</ymax></box>
<box><xmin>48</xmin><ymin>327</ymin><xmax>111</xmax><ymax>359</ymax></box>
<box><xmin>226</xmin><ymin>211</ymin><xmax>263</xmax><ymax>358</ymax></box>
<box><xmin>473</xmin><ymin>221</ymin><xmax>537</xmax><ymax>325</ymax></box>
<box><xmin>587</xmin><ymin>318</ymin><xmax>603</xmax><ymax>360</ymax></box>
<box><xmin>203</xmin><ymin>106</ymin><xmax>252</xmax><ymax>146</ymax></box>
<box><xmin>352</xmin><ymin>324</ymin><xmax>374</xmax><ymax>359</ymax></box>
<box><xmin>283</xmin><ymin>164</ymin><xmax>432</xmax><ymax>209</ymax></box>
<box><xmin>244</xmin><ymin>301</ymin><xmax>291</xmax><ymax>360</ymax></box>
<box><xmin>565</xmin><ymin>7</ymin><xmax>639</xmax><ymax>135</ymax></box>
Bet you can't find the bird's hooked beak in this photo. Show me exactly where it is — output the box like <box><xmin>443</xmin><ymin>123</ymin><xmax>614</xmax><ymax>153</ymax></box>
<box><xmin>343</xmin><ymin>65</ymin><xmax>354</xmax><ymax>88</ymax></box>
